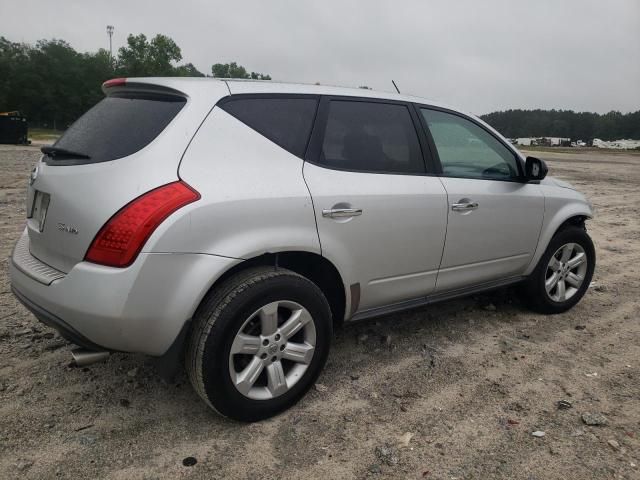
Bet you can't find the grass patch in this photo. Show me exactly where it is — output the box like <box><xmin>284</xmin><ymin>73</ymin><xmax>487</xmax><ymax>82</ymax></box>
<box><xmin>29</xmin><ymin>128</ymin><xmax>64</xmax><ymax>142</ymax></box>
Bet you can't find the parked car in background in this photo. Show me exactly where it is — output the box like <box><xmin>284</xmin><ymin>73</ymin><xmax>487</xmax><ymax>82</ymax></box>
<box><xmin>10</xmin><ymin>78</ymin><xmax>595</xmax><ymax>421</ymax></box>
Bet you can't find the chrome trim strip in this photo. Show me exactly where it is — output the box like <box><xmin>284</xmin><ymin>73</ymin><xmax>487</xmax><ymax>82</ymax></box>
<box><xmin>349</xmin><ymin>275</ymin><xmax>524</xmax><ymax>322</ymax></box>
<box><xmin>438</xmin><ymin>253</ymin><xmax>530</xmax><ymax>273</ymax></box>
<box><xmin>369</xmin><ymin>269</ymin><xmax>438</xmax><ymax>286</ymax></box>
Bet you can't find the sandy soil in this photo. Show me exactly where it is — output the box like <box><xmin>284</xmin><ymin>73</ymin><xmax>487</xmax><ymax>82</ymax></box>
<box><xmin>0</xmin><ymin>146</ymin><xmax>638</xmax><ymax>480</ymax></box>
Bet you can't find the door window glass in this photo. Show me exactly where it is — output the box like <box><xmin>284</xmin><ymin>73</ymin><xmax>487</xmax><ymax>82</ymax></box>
<box><xmin>319</xmin><ymin>101</ymin><xmax>424</xmax><ymax>174</ymax></box>
<box><xmin>421</xmin><ymin>108</ymin><xmax>519</xmax><ymax>180</ymax></box>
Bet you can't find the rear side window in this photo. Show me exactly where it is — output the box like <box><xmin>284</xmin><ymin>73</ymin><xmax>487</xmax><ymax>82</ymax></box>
<box><xmin>51</xmin><ymin>93</ymin><xmax>186</xmax><ymax>164</ymax></box>
<box><xmin>319</xmin><ymin>101</ymin><xmax>424</xmax><ymax>174</ymax></box>
<box><xmin>220</xmin><ymin>97</ymin><xmax>318</xmax><ymax>158</ymax></box>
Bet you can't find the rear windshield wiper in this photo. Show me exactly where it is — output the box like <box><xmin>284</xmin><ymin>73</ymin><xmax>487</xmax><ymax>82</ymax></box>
<box><xmin>41</xmin><ymin>145</ymin><xmax>91</xmax><ymax>160</ymax></box>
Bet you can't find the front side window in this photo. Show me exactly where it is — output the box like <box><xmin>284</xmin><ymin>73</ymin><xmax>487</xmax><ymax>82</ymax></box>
<box><xmin>319</xmin><ymin>101</ymin><xmax>424</xmax><ymax>174</ymax></box>
<box><xmin>421</xmin><ymin>108</ymin><xmax>520</xmax><ymax>180</ymax></box>
<box><xmin>220</xmin><ymin>97</ymin><xmax>318</xmax><ymax>158</ymax></box>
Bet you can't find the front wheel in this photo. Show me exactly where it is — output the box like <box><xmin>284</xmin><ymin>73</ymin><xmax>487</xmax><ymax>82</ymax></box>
<box><xmin>521</xmin><ymin>226</ymin><xmax>595</xmax><ymax>314</ymax></box>
<box><xmin>186</xmin><ymin>267</ymin><xmax>332</xmax><ymax>421</ymax></box>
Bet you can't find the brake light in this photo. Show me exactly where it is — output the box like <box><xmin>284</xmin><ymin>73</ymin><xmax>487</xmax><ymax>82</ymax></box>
<box><xmin>103</xmin><ymin>78</ymin><xmax>127</xmax><ymax>88</ymax></box>
<box><xmin>85</xmin><ymin>181</ymin><xmax>200</xmax><ymax>267</ymax></box>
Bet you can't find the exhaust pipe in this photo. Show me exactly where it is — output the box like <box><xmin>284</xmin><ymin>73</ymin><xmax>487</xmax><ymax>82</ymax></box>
<box><xmin>71</xmin><ymin>348</ymin><xmax>110</xmax><ymax>367</ymax></box>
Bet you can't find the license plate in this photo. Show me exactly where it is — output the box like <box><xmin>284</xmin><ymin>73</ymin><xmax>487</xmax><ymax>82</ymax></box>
<box><xmin>31</xmin><ymin>191</ymin><xmax>50</xmax><ymax>232</ymax></box>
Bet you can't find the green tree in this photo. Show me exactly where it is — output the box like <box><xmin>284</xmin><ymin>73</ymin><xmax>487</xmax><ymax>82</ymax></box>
<box><xmin>0</xmin><ymin>37</ymin><xmax>30</xmax><ymax>111</ymax></box>
<box><xmin>117</xmin><ymin>33</ymin><xmax>182</xmax><ymax>76</ymax></box>
<box><xmin>32</xmin><ymin>39</ymin><xmax>85</xmax><ymax>128</ymax></box>
<box><xmin>174</xmin><ymin>62</ymin><xmax>205</xmax><ymax>77</ymax></box>
<box><xmin>211</xmin><ymin>61</ymin><xmax>271</xmax><ymax>80</ymax></box>
<box><xmin>1</xmin><ymin>33</ymin><xmax>209</xmax><ymax>128</ymax></box>
<box><xmin>0</xmin><ymin>37</ymin><xmax>116</xmax><ymax>128</ymax></box>
<box><xmin>80</xmin><ymin>48</ymin><xmax>115</xmax><ymax>108</ymax></box>
<box><xmin>116</xmin><ymin>34</ymin><xmax>206</xmax><ymax>78</ymax></box>
<box><xmin>481</xmin><ymin>109</ymin><xmax>640</xmax><ymax>141</ymax></box>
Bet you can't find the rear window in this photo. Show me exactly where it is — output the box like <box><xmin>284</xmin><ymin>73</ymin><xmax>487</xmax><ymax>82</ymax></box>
<box><xmin>220</xmin><ymin>97</ymin><xmax>318</xmax><ymax>158</ymax></box>
<box><xmin>49</xmin><ymin>92</ymin><xmax>186</xmax><ymax>164</ymax></box>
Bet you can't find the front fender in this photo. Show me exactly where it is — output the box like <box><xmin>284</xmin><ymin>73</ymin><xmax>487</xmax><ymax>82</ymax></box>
<box><xmin>524</xmin><ymin>197</ymin><xmax>593</xmax><ymax>276</ymax></box>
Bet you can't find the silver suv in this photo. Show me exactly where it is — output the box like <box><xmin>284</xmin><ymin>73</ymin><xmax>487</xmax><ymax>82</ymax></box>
<box><xmin>10</xmin><ymin>78</ymin><xmax>595</xmax><ymax>421</ymax></box>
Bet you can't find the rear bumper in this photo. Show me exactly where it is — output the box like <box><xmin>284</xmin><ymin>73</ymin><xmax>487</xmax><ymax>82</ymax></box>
<box><xmin>9</xmin><ymin>231</ymin><xmax>240</xmax><ymax>355</ymax></box>
<box><xmin>11</xmin><ymin>286</ymin><xmax>106</xmax><ymax>351</ymax></box>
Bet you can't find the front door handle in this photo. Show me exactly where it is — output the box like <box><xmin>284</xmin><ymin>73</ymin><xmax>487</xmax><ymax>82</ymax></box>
<box><xmin>451</xmin><ymin>201</ymin><xmax>479</xmax><ymax>212</ymax></box>
<box><xmin>322</xmin><ymin>208</ymin><xmax>363</xmax><ymax>218</ymax></box>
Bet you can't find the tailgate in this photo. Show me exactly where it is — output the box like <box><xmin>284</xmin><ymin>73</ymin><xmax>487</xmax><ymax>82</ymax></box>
<box><xmin>26</xmin><ymin>79</ymin><xmax>227</xmax><ymax>272</ymax></box>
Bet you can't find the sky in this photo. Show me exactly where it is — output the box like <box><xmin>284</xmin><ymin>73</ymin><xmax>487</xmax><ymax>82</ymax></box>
<box><xmin>1</xmin><ymin>0</ymin><xmax>639</xmax><ymax>115</ymax></box>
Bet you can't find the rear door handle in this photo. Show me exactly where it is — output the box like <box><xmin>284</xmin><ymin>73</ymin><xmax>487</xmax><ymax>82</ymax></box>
<box><xmin>451</xmin><ymin>201</ymin><xmax>479</xmax><ymax>212</ymax></box>
<box><xmin>322</xmin><ymin>208</ymin><xmax>363</xmax><ymax>218</ymax></box>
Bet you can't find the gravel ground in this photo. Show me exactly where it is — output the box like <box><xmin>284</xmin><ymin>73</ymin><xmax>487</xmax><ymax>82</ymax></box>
<box><xmin>0</xmin><ymin>145</ymin><xmax>638</xmax><ymax>479</ymax></box>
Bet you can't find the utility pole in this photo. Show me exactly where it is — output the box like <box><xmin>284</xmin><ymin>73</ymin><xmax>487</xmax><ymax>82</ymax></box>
<box><xmin>106</xmin><ymin>25</ymin><xmax>114</xmax><ymax>64</ymax></box>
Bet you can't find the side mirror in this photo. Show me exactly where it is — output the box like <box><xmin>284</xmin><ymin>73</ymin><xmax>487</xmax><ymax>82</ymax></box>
<box><xmin>525</xmin><ymin>156</ymin><xmax>548</xmax><ymax>181</ymax></box>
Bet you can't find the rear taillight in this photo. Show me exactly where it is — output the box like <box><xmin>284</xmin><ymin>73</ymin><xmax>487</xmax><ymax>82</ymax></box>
<box><xmin>85</xmin><ymin>181</ymin><xmax>200</xmax><ymax>267</ymax></box>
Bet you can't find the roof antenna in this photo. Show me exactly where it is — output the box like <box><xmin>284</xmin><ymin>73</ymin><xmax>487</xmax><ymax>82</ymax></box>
<box><xmin>391</xmin><ymin>80</ymin><xmax>401</xmax><ymax>94</ymax></box>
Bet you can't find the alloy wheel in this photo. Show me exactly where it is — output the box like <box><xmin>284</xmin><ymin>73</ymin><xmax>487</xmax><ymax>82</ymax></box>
<box><xmin>228</xmin><ymin>300</ymin><xmax>316</xmax><ymax>400</ymax></box>
<box><xmin>545</xmin><ymin>242</ymin><xmax>588</xmax><ymax>302</ymax></box>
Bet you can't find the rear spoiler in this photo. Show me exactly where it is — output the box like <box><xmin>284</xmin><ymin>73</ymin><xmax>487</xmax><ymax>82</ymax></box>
<box><xmin>101</xmin><ymin>78</ymin><xmax>187</xmax><ymax>98</ymax></box>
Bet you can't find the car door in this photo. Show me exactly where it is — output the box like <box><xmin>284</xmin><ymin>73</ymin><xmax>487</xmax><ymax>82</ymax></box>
<box><xmin>418</xmin><ymin>107</ymin><xmax>545</xmax><ymax>292</ymax></box>
<box><xmin>303</xmin><ymin>97</ymin><xmax>448</xmax><ymax>314</ymax></box>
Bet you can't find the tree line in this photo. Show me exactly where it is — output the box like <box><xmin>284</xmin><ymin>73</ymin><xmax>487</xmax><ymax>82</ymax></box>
<box><xmin>0</xmin><ymin>33</ymin><xmax>270</xmax><ymax>128</ymax></box>
<box><xmin>480</xmin><ymin>109</ymin><xmax>640</xmax><ymax>141</ymax></box>
<box><xmin>1</xmin><ymin>33</ymin><xmax>637</xmax><ymax>139</ymax></box>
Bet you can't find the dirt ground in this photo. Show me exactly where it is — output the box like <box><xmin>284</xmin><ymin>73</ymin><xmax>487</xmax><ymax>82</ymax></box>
<box><xmin>0</xmin><ymin>145</ymin><xmax>638</xmax><ymax>480</ymax></box>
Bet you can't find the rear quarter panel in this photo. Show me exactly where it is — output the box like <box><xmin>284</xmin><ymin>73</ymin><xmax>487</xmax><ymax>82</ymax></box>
<box><xmin>152</xmin><ymin>107</ymin><xmax>321</xmax><ymax>259</ymax></box>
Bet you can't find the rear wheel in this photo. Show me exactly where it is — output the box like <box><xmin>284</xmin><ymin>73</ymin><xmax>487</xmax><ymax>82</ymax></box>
<box><xmin>521</xmin><ymin>226</ymin><xmax>595</xmax><ymax>314</ymax></box>
<box><xmin>186</xmin><ymin>267</ymin><xmax>332</xmax><ymax>421</ymax></box>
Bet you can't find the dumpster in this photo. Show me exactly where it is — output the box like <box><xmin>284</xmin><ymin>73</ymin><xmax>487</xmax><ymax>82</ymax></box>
<box><xmin>0</xmin><ymin>112</ymin><xmax>29</xmax><ymax>144</ymax></box>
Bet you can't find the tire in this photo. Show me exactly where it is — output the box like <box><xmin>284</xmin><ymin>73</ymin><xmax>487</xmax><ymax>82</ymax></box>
<box><xmin>521</xmin><ymin>226</ymin><xmax>595</xmax><ymax>314</ymax></box>
<box><xmin>186</xmin><ymin>266</ymin><xmax>332</xmax><ymax>421</ymax></box>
